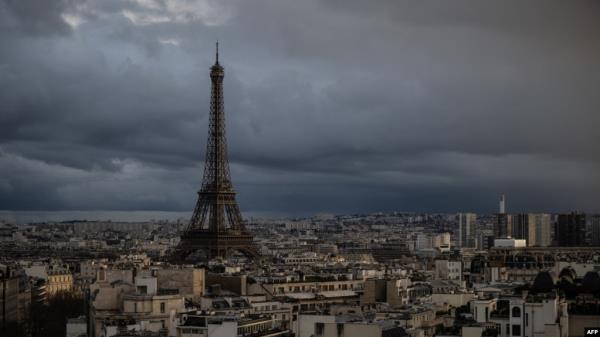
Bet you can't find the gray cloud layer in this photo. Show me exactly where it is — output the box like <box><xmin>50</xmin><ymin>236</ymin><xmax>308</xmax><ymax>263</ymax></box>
<box><xmin>1</xmin><ymin>0</ymin><xmax>599</xmax><ymax>215</ymax></box>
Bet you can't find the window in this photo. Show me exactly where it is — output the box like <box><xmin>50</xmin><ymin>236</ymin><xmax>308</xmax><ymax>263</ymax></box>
<box><xmin>160</xmin><ymin>302</ymin><xmax>165</xmax><ymax>313</ymax></box>
<box><xmin>525</xmin><ymin>313</ymin><xmax>528</xmax><ymax>326</ymax></box>
<box><xmin>512</xmin><ymin>307</ymin><xmax>521</xmax><ymax>318</ymax></box>
<box><xmin>512</xmin><ymin>324</ymin><xmax>521</xmax><ymax>336</ymax></box>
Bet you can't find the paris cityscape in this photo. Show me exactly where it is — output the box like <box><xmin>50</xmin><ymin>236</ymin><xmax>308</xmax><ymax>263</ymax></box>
<box><xmin>2</xmin><ymin>1</ymin><xmax>600</xmax><ymax>337</ymax></box>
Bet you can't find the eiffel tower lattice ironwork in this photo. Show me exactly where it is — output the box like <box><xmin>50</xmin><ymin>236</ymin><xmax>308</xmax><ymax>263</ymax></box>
<box><xmin>171</xmin><ymin>43</ymin><xmax>258</xmax><ymax>262</ymax></box>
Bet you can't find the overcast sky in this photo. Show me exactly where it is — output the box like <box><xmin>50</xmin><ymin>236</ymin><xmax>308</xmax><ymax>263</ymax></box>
<box><xmin>1</xmin><ymin>0</ymin><xmax>599</xmax><ymax>217</ymax></box>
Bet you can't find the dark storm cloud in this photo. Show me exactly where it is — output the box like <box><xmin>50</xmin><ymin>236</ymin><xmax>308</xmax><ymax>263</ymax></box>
<box><xmin>0</xmin><ymin>0</ymin><xmax>74</xmax><ymax>35</ymax></box>
<box><xmin>1</xmin><ymin>0</ymin><xmax>599</xmax><ymax>215</ymax></box>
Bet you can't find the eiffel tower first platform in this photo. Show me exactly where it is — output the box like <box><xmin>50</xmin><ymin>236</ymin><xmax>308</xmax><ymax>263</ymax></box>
<box><xmin>171</xmin><ymin>44</ymin><xmax>258</xmax><ymax>262</ymax></box>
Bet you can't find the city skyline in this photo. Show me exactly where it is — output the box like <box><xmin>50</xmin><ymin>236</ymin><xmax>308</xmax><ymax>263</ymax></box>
<box><xmin>2</xmin><ymin>0</ymin><xmax>600</xmax><ymax>216</ymax></box>
<box><xmin>3</xmin><ymin>2</ymin><xmax>600</xmax><ymax>336</ymax></box>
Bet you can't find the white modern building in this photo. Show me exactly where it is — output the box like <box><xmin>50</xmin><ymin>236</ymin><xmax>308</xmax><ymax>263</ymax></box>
<box><xmin>494</xmin><ymin>238</ymin><xmax>527</xmax><ymax>248</ymax></box>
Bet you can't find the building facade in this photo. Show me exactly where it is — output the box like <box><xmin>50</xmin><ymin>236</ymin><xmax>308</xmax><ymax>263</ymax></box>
<box><xmin>458</xmin><ymin>213</ymin><xmax>477</xmax><ymax>248</ymax></box>
<box><xmin>555</xmin><ymin>213</ymin><xmax>586</xmax><ymax>246</ymax></box>
<box><xmin>511</xmin><ymin>214</ymin><xmax>551</xmax><ymax>247</ymax></box>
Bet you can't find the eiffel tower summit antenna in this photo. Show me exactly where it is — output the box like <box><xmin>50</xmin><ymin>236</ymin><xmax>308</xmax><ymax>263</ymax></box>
<box><xmin>215</xmin><ymin>40</ymin><xmax>219</xmax><ymax>64</ymax></box>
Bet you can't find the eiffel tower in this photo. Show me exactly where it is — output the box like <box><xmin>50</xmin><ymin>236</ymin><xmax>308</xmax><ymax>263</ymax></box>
<box><xmin>171</xmin><ymin>43</ymin><xmax>258</xmax><ymax>262</ymax></box>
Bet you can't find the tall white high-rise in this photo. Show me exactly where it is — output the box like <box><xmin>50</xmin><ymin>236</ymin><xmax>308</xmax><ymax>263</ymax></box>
<box><xmin>499</xmin><ymin>193</ymin><xmax>506</xmax><ymax>214</ymax></box>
